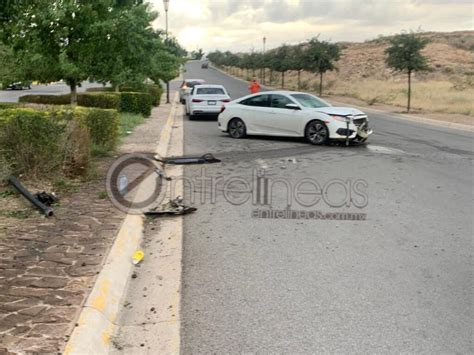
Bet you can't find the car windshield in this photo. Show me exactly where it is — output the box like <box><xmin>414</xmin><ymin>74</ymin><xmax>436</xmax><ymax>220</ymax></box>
<box><xmin>196</xmin><ymin>87</ymin><xmax>225</xmax><ymax>95</ymax></box>
<box><xmin>290</xmin><ymin>94</ymin><xmax>331</xmax><ymax>108</ymax></box>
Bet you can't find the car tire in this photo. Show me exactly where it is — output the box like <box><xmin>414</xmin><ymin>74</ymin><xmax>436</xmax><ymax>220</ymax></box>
<box><xmin>228</xmin><ymin>118</ymin><xmax>246</xmax><ymax>139</ymax></box>
<box><xmin>305</xmin><ymin>120</ymin><xmax>329</xmax><ymax>145</ymax></box>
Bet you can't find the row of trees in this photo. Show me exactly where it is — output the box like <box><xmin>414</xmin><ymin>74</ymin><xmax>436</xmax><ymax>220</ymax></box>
<box><xmin>208</xmin><ymin>37</ymin><xmax>340</xmax><ymax>96</ymax></box>
<box><xmin>0</xmin><ymin>0</ymin><xmax>186</xmax><ymax>104</ymax></box>
<box><xmin>208</xmin><ymin>32</ymin><xmax>429</xmax><ymax>112</ymax></box>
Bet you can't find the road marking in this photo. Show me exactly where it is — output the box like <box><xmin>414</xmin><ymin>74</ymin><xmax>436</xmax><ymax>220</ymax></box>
<box><xmin>366</xmin><ymin>145</ymin><xmax>405</xmax><ymax>155</ymax></box>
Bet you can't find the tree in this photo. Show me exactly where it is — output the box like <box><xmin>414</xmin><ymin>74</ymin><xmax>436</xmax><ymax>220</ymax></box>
<box><xmin>304</xmin><ymin>38</ymin><xmax>340</xmax><ymax>96</ymax></box>
<box><xmin>271</xmin><ymin>45</ymin><xmax>292</xmax><ymax>88</ymax></box>
<box><xmin>385</xmin><ymin>32</ymin><xmax>429</xmax><ymax>112</ymax></box>
<box><xmin>288</xmin><ymin>45</ymin><xmax>306</xmax><ymax>90</ymax></box>
<box><xmin>89</xmin><ymin>1</ymin><xmax>159</xmax><ymax>91</ymax></box>
<box><xmin>1</xmin><ymin>1</ymin><xmax>117</xmax><ymax>104</ymax></box>
<box><xmin>191</xmin><ymin>48</ymin><xmax>205</xmax><ymax>60</ymax></box>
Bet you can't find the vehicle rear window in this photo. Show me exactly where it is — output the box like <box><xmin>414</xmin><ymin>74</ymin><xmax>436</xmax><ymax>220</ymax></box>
<box><xmin>196</xmin><ymin>88</ymin><xmax>225</xmax><ymax>95</ymax></box>
<box><xmin>187</xmin><ymin>81</ymin><xmax>204</xmax><ymax>88</ymax></box>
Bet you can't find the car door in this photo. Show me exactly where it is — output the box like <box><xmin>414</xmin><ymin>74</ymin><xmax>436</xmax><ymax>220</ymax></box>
<box><xmin>238</xmin><ymin>94</ymin><xmax>272</xmax><ymax>134</ymax></box>
<box><xmin>262</xmin><ymin>94</ymin><xmax>302</xmax><ymax>136</ymax></box>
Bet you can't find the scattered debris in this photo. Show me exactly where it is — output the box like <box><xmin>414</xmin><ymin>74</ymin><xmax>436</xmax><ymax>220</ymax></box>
<box><xmin>145</xmin><ymin>197</ymin><xmax>197</xmax><ymax>216</ymax></box>
<box><xmin>132</xmin><ymin>250</ymin><xmax>144</xmax><ymax>265</ymax></box>
<box><xmin>34</xmin><ymin>191</ymin><xmax>58</xmax><ymax>206</ymax></box>
<box><xmin>155</xmin><ymin>153</ymin><xmax>221</xmax><ymax>165</ymax></box>
<box><xmin>131</xmin><ymin>272</ymin><xmax>138</xmax><ymax>279</ymax></box>
<box><xmin>8</xmin><ymin>176</ymin><xmax>54</xmax><ymax>217</ymax></box>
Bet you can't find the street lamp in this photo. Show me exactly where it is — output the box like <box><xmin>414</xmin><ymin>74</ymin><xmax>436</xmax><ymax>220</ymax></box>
<box><xmin>163</xmin><ymin>0</ymin><xmax>170</xmax><ymax>103</ymax></box>
<box><xmin>262</xmin><ymin>36</ymin><xmax>266</xmax><ymax>84</ymax></box>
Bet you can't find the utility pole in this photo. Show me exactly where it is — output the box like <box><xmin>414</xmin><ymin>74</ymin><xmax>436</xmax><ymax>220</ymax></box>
<box><xmin>163</xmin><ymin>0</ymin><xmax>170</xmax><ymax>104</ymax></box>
<box><xmin>262</xmin><ymin>36</ymin><xmax>266</xmax><ymax>85</ymax></box>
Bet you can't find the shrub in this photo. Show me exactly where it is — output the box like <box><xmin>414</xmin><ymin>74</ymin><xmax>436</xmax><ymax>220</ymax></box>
<box><xmin>77</xmin><ymin>93</ymin><xmax>120</xmax><ymax>109</ymax></box>
<box><xmin>19</xmin><ymin>93</ymin><xmax>120</xmax><ymax>109</ymax></box>
<box><xmin>85</xmin><ymin>87</ymin><xmax>114</xmax><ymax>93</ymax></box>
<box><xmin>19</xmin><ymin>94</ymin><xmax>70</xmax><ymax>105</ymax></box>
<box><xmin>83</xmin><ymin>108</ymin><xmax>119</xmax><ymax>150</ymax></box>
<box><xmin>119</xmin><ymin>83</ymin><xmax>163</xmax><ymax>107</ymax></box>
<box><xmin>119</xmin><ymin>92</ymin><xmax>152</xmax><ymax>117</ymax></box>
<box><xmin>0</xmin><ymin>102</ymin><xmax>21</xmax><ymax>110</ymax></box>
<box><xmin>147</xmin><ymin>84</ymin><xmax>163</xmax><ymax>107</ymax></box>
<box><xmin>0</xmin><ymin>108</ymin><xmax>90</xmax><ymax>177</ymax></box>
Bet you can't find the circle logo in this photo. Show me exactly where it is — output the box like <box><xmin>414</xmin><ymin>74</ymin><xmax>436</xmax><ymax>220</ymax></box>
<box><xmin>106</xmin><ymin>153</ymin><xmax>167</xmax><ymax>214</ymax></box>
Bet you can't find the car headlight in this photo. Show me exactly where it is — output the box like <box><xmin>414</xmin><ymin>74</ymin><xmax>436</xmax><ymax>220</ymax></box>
<box><xmin>331</xmin><ymin>115</ymin><xmax>350</xmax><ymax>122</ymax></box>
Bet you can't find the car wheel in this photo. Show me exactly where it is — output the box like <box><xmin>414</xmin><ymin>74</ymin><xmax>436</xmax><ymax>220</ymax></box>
<box><xmin>305</xmin><ymin>120</ymin><xmax>329</xmax><ymax>145</ymax></box>
<box><xmin>228</xmin><ymin>118</ymin><xmax>246</xmax><ymax>138</ymax></box>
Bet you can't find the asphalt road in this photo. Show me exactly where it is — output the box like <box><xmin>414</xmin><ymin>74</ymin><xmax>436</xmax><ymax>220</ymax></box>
<box><xmin>179</xmin><ymin>61</ymin><xmax>473</xmax><ymax>353</ymax></box>
<box><xmin>0</xmin><ymin>81</ymin><xmax>104</xmax><ymax>102</ymax></box>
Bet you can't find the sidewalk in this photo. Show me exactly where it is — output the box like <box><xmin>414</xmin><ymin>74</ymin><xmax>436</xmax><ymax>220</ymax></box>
<box><xmin>0</xmin><ymin>93</ymin><xmax>175</xmax><ymax>354</ymax></box>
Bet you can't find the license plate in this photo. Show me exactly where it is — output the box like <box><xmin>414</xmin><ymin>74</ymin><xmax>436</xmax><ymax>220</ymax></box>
<box><xmin>208</xmin><ymin>100</ymin><xmax>216</xmax><ymax>105</ymax></box>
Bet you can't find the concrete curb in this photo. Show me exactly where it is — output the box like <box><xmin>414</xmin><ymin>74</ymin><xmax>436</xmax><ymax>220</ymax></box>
<box><xmin>64</xmin><ymin>92</ymin><xmax>180</xmax><ymax>355</ymax></box>
<box><xmin>210</xmin><ymin>64</ymin><xmax>473</xmax><ymax>133</ymax></box>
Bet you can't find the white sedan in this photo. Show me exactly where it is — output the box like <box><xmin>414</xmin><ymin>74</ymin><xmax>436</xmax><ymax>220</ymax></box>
<box><xmin>217</xmin><ymin>91</ymin><xmax>372</xmax><ymax>145</ymax></box>
<box><xmin>185</xmin><ymin>84</ymin><xmax>231</xmax><ymax>120</ymax></box>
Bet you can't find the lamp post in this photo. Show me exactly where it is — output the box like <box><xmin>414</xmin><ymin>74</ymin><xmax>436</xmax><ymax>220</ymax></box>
<box><xmin>163</xmin><ymin>0</ymin><xmax>170</xmax><ymax>103</ymax></box>
<box><xmin>262</xmin><ymin>36</ymin><xmax>266</xmax><ymax>85</ymax></box>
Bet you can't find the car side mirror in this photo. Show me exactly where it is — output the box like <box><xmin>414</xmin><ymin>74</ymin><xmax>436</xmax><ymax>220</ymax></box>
<box><xmin>285</xmin><ymin>103</ymin><xmax>300</xmax><ymax>110</ymax></box>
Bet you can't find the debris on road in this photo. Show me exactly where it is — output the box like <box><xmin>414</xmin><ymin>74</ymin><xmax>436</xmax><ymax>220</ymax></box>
<box><xmin>155</xmin><ymin>153</ymin><xmax>221</xmax><ymax>165</ymax></box>
<box><xmin>144</xmin><ymin>197</ymin><xmax>197</xmax><ymax>216</ymax></box>
<box><xmin>8</xmin><ymin>176</ymin><xmax>54</xmax><ymax>217</ymax></box>
<box><xmin>132</xmin><ymin>250</ymin><xmax>145</xmax><ymax>265</ymax></box>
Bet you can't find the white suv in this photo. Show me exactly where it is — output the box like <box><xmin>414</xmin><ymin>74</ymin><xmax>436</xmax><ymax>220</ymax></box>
<box><xmin>185</xmin><ymin>85</ymin><xmax>231</xmax><ymax>120</ymax></box>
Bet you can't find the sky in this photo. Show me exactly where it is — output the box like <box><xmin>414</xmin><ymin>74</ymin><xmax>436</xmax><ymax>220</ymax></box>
<box><xmin>150</xmin><ymin>0</ymin><xmax>474</xmax><ymax>52</ymax></box>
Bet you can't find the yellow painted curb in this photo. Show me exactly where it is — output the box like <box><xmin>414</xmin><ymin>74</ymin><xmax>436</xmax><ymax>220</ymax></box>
<box><xmin>64</xmin><ymin>92</ymin><xmax>180</xmax><ymax>355</ymax></box>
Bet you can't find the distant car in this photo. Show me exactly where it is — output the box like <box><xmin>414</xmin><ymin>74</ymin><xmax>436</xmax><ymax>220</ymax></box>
<box><xmin>179</xmin><ymin>79</ymin><xmax>205</xmax><ymax>104</ymax></box>
<box><xmin>217</xmin><ymin>91</ymin><xmax>372</xmax><ymax>145</ymax></box>
<box><xmin>6</xmin><ymin>81</ymin><xmax>31</xmax><ymax>90</ymax></box>
<box><xmin>201</xmin><ymin>62</ymin><xmax>209</xmax><ymax>69</ymax></box>
<box><xmin>185</xmin><ymin>84</ymin><xmax>231</xmax><ymax>120</ymax></box>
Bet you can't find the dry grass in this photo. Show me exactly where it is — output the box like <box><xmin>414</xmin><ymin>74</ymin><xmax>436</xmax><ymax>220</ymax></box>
<box><xmin>326</xmin><ymin>79</ymin><xmax>474</xmax><ymax>116</ymax></box>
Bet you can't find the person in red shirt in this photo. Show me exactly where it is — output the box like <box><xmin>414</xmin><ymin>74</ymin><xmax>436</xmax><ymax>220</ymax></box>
<box><xmin>248</xmin><ymin>78</ymin><xmax>261</xmax><ymax>94</ymax></box>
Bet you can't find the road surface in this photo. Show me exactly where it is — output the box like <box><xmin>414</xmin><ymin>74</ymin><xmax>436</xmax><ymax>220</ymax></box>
<box><xmin>113</xmin><ymin>60</ymin><xmax>473</xmax><ymax>354</ymax></box>
<box><xmin>178</xmin><ymin>61</ymin><xmax>473</xmax><ymax>353</ymax></box>
<box><xmin>0</xmin><ymin>81</ymin><xmax>104</xmax><ymax>102</ymax></box>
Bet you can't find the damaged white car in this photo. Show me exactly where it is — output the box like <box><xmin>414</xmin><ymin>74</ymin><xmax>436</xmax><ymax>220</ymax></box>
<box><xmin>217</xmin><ymin>91</ymin><xmax>372</xmax><ymax>145</ymax></box>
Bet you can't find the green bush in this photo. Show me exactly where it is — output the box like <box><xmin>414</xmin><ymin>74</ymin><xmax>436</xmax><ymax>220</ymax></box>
<box><xmin>119</xmin><ymin>92</ymin><xmax>152</xmax><ymax>117</ymax></box>
<box><xmin>0</xmin><ymin>108</ymin><xmax>90</xmax><ymax>177</ymax></box>
<box><xmin>78</xmin><ymin>93</ymin><xmax>120</xmax><ymax>109</ymax></box>
<box><xmin>85</xmin><ymin>87</ymin><xmax>114</xmax><ymax>93</ymax></box>
<box><xmin>147</xmin><ymin>84</ymin><xmax>163</xmax><ymax>106</ymax></box>
<box><xmin>19</xmin><ymin>93</ymin><xmax>120</xmax><ymax>109</ymax></box>
<box><xmin>0</xmin><ymin>102</ymin><xmax>21</xmax><ymax>110</ymax></box>
<box><xmin>119</xmin><ymin>83</ymin><xmax>163</xmax><ymax>107</ymax></box>
<box><xmin>83</xmin><ymin>108</ymin><xmax>119</xmax><ymax>150</ymax></box>
<box><xmin>19</xmin><ymin>94</ymin><xmax>70</xmax><ymax>105</ymax></box>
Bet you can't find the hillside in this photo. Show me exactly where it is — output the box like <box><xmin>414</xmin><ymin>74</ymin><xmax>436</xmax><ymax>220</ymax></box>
<box><xmin>266</xmin><ymin>31</ymin><xmax>474</xmax><ymax>117</ymax></box>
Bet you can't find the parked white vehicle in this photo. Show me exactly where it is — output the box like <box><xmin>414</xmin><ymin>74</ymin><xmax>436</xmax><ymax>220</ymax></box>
<box><xmin>179</xmin><ymin>79</ymin><xmax>205</xmax><ymax>104</ymax></box>
<box><xmin>217</xmin><ymin>91</ymin><xmax>372</xmax><ymax>145</ymax></box>
<box><xmin>185</xmin><ymin>84</ymin><xmax>231</xmax><ymax>120</ymax></box>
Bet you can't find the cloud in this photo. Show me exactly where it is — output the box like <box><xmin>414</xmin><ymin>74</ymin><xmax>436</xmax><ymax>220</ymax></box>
<box><xmin>150</xmin><ymin>0</ymin><xmax>473</xmax><ymax>52</ymax></box>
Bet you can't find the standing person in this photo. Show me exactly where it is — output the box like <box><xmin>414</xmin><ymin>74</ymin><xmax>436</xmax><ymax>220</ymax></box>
<box><xmin>248</xmin><ymin>77</ymin><xmax>261</xmax><ymax>94</ymax></box>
